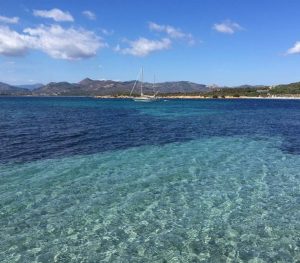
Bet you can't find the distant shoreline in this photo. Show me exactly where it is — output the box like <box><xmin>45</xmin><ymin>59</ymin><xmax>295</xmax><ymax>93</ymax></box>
<box><xmin>93</xmin><ymin>95</ymin><xmax>300</xmax><ymax>100</ymax></box>
<box><xmin>2</xmin><ymin>79</ymin><xmax>300</xmax><ymax>98</ymax></box>
<box><xmin>2</xmin><ymin>95</ymin><xmax>300</xmax><ymax>100</ymax></box>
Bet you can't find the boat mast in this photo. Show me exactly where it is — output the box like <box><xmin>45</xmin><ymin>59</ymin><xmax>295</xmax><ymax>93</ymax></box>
<box><xmin>141</xmin><ymin>67</ymin><xmax>144</xmax><ymax>96</ymax></box>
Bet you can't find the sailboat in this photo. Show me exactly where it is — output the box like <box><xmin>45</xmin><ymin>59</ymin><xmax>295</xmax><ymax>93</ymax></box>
<box><xmin>130</xmin><ymin>68</ymin><xmax>159</xmax><ymax>102</ymax></box>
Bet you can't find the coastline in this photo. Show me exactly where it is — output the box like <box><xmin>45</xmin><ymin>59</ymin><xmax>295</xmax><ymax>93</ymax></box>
<box><xmin>93</xmin><ymin>95</ymin><xmax>300</xmax><ymax>100</ymax></box>
<box><xmin>2</xmin><ymin>95</ymin><xmax>300</xmax><ymax>100</ymax></box>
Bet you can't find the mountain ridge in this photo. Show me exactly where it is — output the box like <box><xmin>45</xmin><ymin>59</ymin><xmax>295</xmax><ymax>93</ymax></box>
<box><xmin>16</xmin><ymin>83</ymin><xmax>44</xmax><ymax>90</ymax></box>
<box><xmin>1</xmin><ymin>79</ymin><xmax>300</xmax><ymax>97</ymax></box>
<box><xmin>0</xmin><ymin>82</ymin><xmax>31</xmax><ymax>95</ymax></box>
<box><xmin>2</xmin><ymin>79</ymin><xmax>210</xmax><ymax>96</ymax></box>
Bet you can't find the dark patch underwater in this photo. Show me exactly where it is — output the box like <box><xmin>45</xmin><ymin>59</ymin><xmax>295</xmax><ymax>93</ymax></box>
<box><xmin>1</xmin><ymin>97</ymin><xmax>300</xmax><ymax>164</ymax></box>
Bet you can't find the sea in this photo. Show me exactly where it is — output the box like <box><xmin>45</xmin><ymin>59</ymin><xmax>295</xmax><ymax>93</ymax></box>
<box><xmin>0</xmin><ymin>97</ymin><xmax>299</xmax><ymax>262</ymax></box>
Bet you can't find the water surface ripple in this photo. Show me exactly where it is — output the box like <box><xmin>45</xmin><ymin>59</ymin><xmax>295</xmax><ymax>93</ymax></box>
<box><xmin>0</xmin><ymin>97</ymin><xmax>299</xmax><ymax>262</ymax></box>
<box><xmin>1</xmin><ymin>97</ymin><xmax>300</xmax><ymax>164</ymax></box>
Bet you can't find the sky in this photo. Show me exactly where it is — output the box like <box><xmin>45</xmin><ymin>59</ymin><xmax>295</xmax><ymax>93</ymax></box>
<box><xmin>1</xmin><ymin>0</ymin><xmax>300</xmax><ymax>86</ymax></box>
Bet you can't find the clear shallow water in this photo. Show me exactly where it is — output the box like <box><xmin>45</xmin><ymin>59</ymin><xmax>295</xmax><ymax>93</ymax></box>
<box><xmin>0</xmin><ymin>97</ymin><xmax>299</xmax><ymax>262</ymax></box>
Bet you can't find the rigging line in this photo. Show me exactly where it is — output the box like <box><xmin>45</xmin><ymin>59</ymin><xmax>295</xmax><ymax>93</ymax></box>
<box><xmin>130</xmin><ymin>68</ymin><xmax>142</xmax><ymax>96</ymax></box>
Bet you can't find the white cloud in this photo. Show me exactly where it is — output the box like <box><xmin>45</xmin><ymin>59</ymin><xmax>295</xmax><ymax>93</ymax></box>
<box><xmin>286</xmin><ymin>41</ymin><xmax>300</xmax><ymax>55</ymax></box>
<box><xmin>149</xmin><ymin>22</ymin><xmax>184</xmax><ymax>38</ymax></box>
<box><xmin>33</xmin><ymin>8</ymin><xmax>74</xmax><ymax>22</ymax></box>
<box><xmin>82</xmin><ymin>10</ymin><xmax>96</xmax><ymax>20</ymax></box>
<box><xmin>148</xmin><ymin>22</ymin><xmax>195</xmax><ymax>44</ymax></box>
<box><xmin>0</xmin><ymin>26</ymin><xmax>30</xmax><ymax>56</ymax></box>
<box><xmin>100</xmin><ymin>28</ymin><xmax>114</xmax><ymax>35</ymax></box>
<box><xmin>24</xmin><ymin>24</ymin><xmax>105</xmax><ymax>60</ymax></box>
<box><xmin>0</xmin><ymin>15</ymin><xmax>19</xmax><ymax>24</ymax></box>
<box><xmin>213</xmin><ymin>20</ymin><xmax>243</xmax><ymax>34</ymax></box>
<box><xmin>0</xmin><ymin>24</ymin><xmax>105</xmax><ymax>60</ymax></box>
<box><xmin>114</xmin><ymin>44</ymin><xmax>121</xmax><ymax>52</ymax></box>
<box><xmin>115</xmin><ymin>22</ymin><xmax>195</xmax><ymax>58</ymax></box>
<box><xmin>118</xmin><ymin>37</ymin><xmax>171</xmax><ymax>57</ymax></box>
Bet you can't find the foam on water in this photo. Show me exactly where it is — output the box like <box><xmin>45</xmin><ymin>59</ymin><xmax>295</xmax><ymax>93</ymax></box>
<box><xmin>1</xmin><ymin>136</ymin><xmax>299</xmax><ymax>262</ymax></box>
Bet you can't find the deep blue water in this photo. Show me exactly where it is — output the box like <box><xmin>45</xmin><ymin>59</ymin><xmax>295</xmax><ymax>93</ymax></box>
<box><xmin>1</xmin><ymin>97</ymin><xmax>300</xmax><ymax>164</ymax></box>
<box><xmin>0</xmin><ymin>97</ymin><xmax>299</xmax><ymax>262</ymax></box>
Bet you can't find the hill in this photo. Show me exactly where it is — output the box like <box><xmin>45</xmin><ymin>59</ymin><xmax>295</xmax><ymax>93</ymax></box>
<box><xmin>31</xmin><ymin>79</ymin><xmax>210</xmax><ymax>96</ymax></box>
<box><xmin>2</xmin><ymin>79</ymin><xmax>300</xmax><ymax>97</ymax></box>
<box><xmin>16</xmin><ymin>83</ymin><xmax>44</xmax><ymax>90</ymax></box>
<box><xmin>0</xmin><ymin>82</ymin><xmax>31</xmax><ymax>96</ymax></box>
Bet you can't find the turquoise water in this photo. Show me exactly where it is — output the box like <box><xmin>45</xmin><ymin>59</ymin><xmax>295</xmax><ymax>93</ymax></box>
<box><xmin>0</xmin><ymin>98</ymin><xmax>300</xmax><ymax>262</ymax></box>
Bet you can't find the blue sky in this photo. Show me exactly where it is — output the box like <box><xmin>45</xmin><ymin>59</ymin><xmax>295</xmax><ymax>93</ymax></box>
<box><xmin>1</xmin><ymin>0</ymin><xmax>300</xmax><ymax>86</ymax></box>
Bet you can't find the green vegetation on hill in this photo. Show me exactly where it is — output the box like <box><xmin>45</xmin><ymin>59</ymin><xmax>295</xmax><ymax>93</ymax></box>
<box><xmin>203</xmin><ymin>82</ymin><xmax>300</xmax><ymax>97</ymax></box>
<box><xmin>159</xmin><ymin>82</ymin><xmax>300</xmax><ymax>98</ymax></box>
<box><xmin>2</xmin><ymin>79</ymin><xmax>300</xmax><ymax>97</ymax></box>
<box><xmin>269</xmin><ymin>82</ymin><xmax>300</xmax><ymax>95</ymax></box>
<box><xmin>205</xmin><ymin>87</ymin><xmax>269</xmax><ymax>97</ymax></box>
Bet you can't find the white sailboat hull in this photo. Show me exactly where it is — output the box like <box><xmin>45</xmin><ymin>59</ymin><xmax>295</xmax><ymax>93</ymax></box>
<box><xmin>133</xmin><ymin>96</ymin><xmax>159</xmax><ymax>102</ymax></box>
<box><xmin>130</xmin><ymin>68</ymin><xmax>159</xmax><ymax>102</ymax></box>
